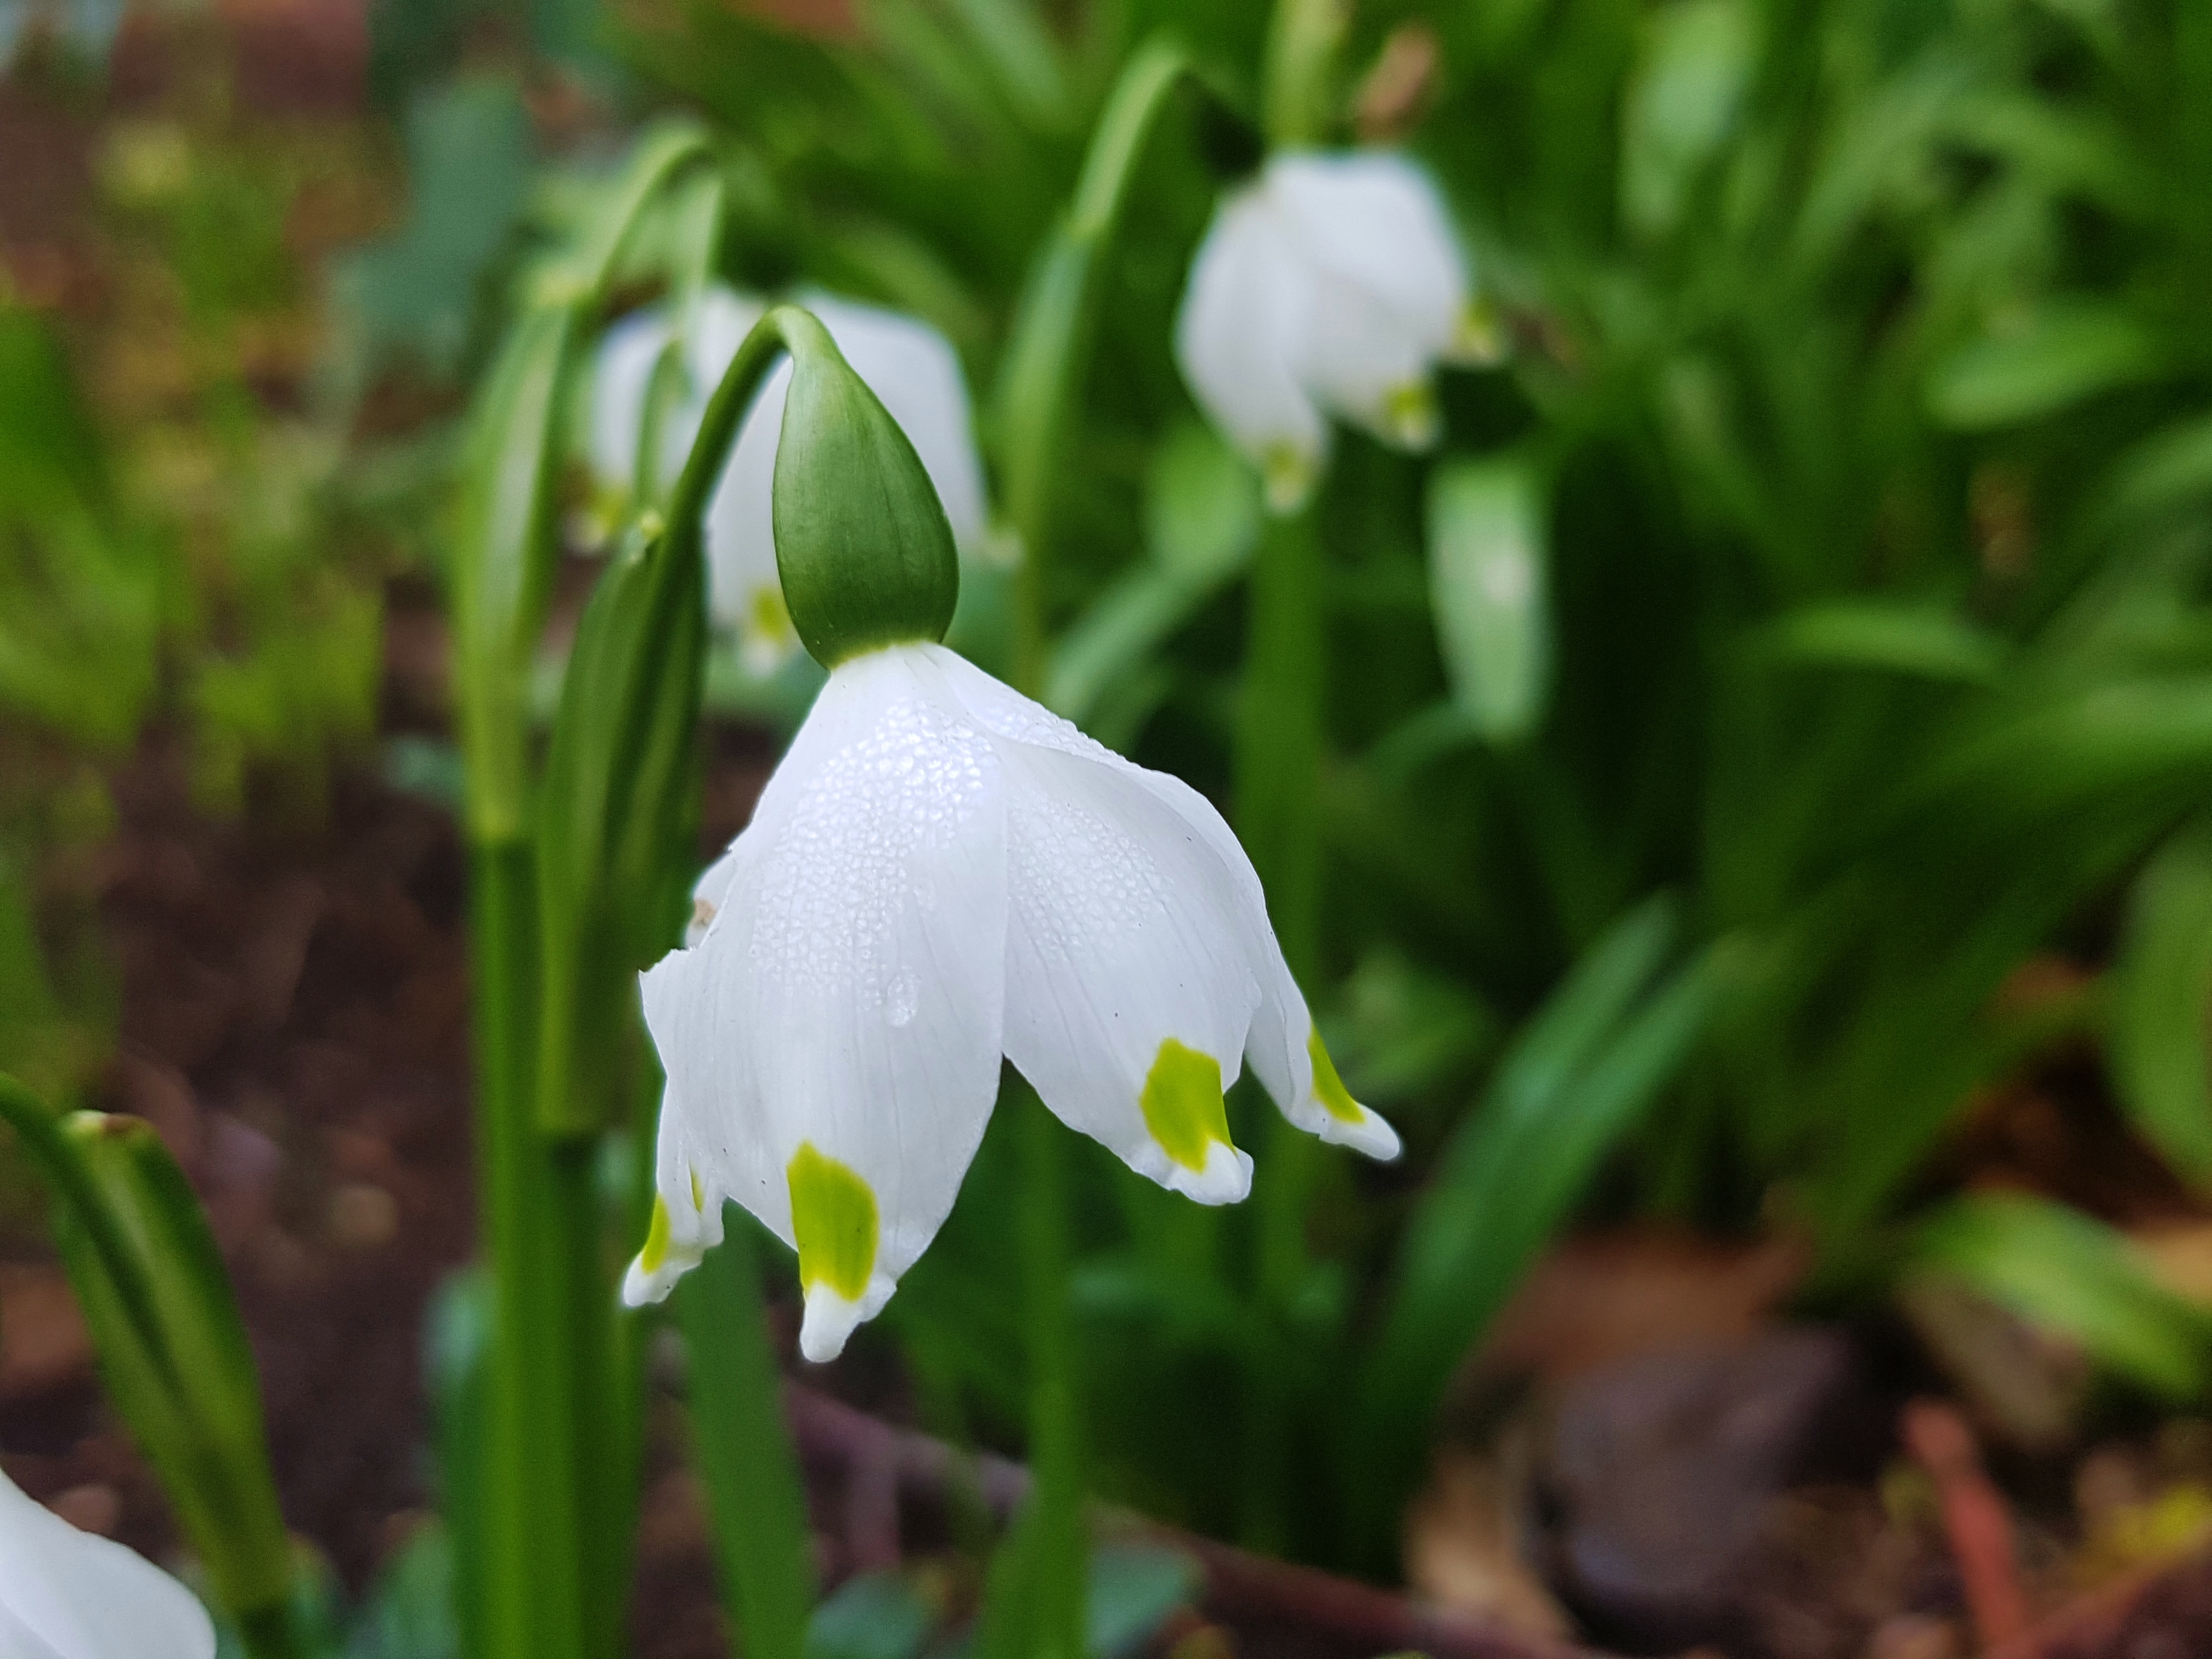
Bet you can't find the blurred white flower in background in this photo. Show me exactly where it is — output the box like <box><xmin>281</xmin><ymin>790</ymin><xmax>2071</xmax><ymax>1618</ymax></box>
<box><xmin>1176</xmin><ymin>150</ymin><xmax>1495</xmax><ymax>514</ymax></box>
<box><xmin>0</xmin><ymin>1465</ymin><xmax>215</xmax><ymax>1659</ymax></box>
<box><xmin>621</xmin><ymin>640</ymin><xmax>1400</xmax><ymax>1361</ymax></box>
<box><xmin>589</xmin><ymin>286</ymin><xmax>989</xmax><ymax>675</ymax></box>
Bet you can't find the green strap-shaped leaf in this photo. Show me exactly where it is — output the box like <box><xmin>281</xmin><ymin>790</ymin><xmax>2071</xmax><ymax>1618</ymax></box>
<box><xmin>452</xmin><ymin>301</ymin><xmax>579</xmax><ymax>845</ymax></box>
<box><xmin>1046</xmin><ymin>420</ymin><xmax>1257</xmax><ymax>725</ymax></box>
<box><xmin>1350</xmin><ymin>899</ymin><xmax>1714</xmax><ymax>1566</ymax></box>
<box><xmin>1758</xmin><ymin>601</ymin><xmax>2008</xmax><ymax>684</ymax></box>
<box><xmin>680</xmin><ymin>1214</ymin><xmax>816</xmax><ymax>1659</ymax></box>
<box><xmin>0</xmin><ymin>1079</ymin><xmax>296</xmax><ymax>1639</ymax></box>
<box><xmin>1906</xmin><ymin>1192</ymin><xmax>2212</xmax><ymax>1400</ymax></box>
<box><xmin>1926</xmin><ymin>301</ymin><xmax>2165</xmax><ymax>430</ymax></box>
<box><xmin>2112</xmin><ymin>819</ymin><xmax>2212</xmax><ymax>1186</ymax></box>
<box><xmin>533</xmin><ymin>514</ymin><xmax>707</xmax><ymax>1138</ymax></box>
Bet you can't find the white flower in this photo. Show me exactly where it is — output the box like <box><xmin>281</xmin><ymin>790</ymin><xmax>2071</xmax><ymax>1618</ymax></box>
<box><xmin>1175</xmin><ymin>150</ymin><xmax>1493</xmax><ymax>514</ymax></box>
<box><xmin>588</xmin><ymin>287</ymin><xmax>989</xmax><ymax>675</ymax></box>
<box><xmin>0</xmin><ymin>1465</ymin><xmax>214</xmax><ymax>1659</ymax></box>
<box><xmin>624</xmin><ymin>642</ymin><xmax>1400</xmax><ymax>1361</ymax></box>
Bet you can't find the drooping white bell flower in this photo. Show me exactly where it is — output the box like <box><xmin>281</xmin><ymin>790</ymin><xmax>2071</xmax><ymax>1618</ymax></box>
<box><xmin>0</xmin><ymin>1464</ymin><xmax>215</xmax><ymax>1659</ymax></box>
<box><xmin>587</xmin><ymin>287</ymin><xmax>989</xmax><ymax>675</ymax></box>
<box><xmin>623</xmin><ymin>640</ymin><xmax>1400</xmax><ymax>1361</ymax></box>
<box><xmin>1175</xmin><ymin>150</ymin><xmax>1494</xmax><ymax>514</ymax></box>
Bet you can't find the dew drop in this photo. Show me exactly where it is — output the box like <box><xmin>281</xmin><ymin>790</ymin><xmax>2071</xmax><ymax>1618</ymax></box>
<box><xmin>885</xmin><ymin>970</ymin><xmax>920</xmax><ymax>1028</ymax></box>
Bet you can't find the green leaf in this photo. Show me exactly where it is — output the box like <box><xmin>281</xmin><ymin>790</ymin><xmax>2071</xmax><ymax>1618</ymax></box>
<box><xmin>334</xmin><ymin>77</ymin><xmax>535</xmax><ymax>381</ymax></box>
<box><xmin>1046</xmin><ymin>421</ymin><xmax>1257</xmax><ymax>724</ymax></box>
<box><xmin>2112</xmin><ymin>819</ymin><xmax>2212</xmax><ymax>1186</ymax></box>
<box><xmin>0</xmin><ymin>1080</ymin><xmax>297</xmax><ymax>1634</ymax></box>
<box><xmin>451</xmin><ymin>301</ymin><xmax>577</xmax><ymax>842</ymax></box>
<box><xmin>682</xmin><ymin>1213</ymin><xmax>816</xmax><ymax>1659</ymax></box>
<box><xmin>1760</xmin><ymin>602</ymin><xmax>2007</xmax><ymax>684</ymax></box>
<box><xmin>1906</xmin><ymin>1192</ymin><xmax>2212</xmax><ymax>1400</ymax></box>
<box><xmin>1425</xmin><ymin>455</ymin><xmax>1551</xmax><ymax>742</ymax></box>
<box><xmin>1353</xmin><ymin>900</ymin><xmax>1714</xmax><ymax>1562</ymax></box>
<box><xmin>991</xmin><ymin>34</ymin><xmax>1195</xmax><ymax>685</ymax></box>
<box><xmin>1926</xmin><ymin>302</ymin><xmax>2163</xmax><ymax>430</ymax></box>
<box><xmin>533</xmin><ymin>509</ymin><xmax>706</xmax><ymax>1140</ymax></box>
<box><xmin>1620</xmin><ymin>0</ymin><xmax>1757</xmax><ymax>239</ymax></box>
<box><xmin>1148</xmin><ymin>419</ymin><xmax>1261</xmax><ymax>589</ymax></box>
<box><xmin>1084</xmin><ymin>1543</ymin><xmax>1200</xmax><ymax>1659</ymax></box>
<box><xmin>2087</xmin><ymin>410</ymin><xmax>2212</xmax><ymax>539</ymax></box>
<box><xmin>806</xmin><ymin>1572</ymin><xmax>930</xmax><ymax>1659</ymax></box>
<box><xmin>425</xmin><ymin>1271</ymin><xmax>492</xmax><ymax>1659</ymax></box>
<box><xmin>345</xmin><ymin>1522</ymin><xmax>460</xmax><ymax>1659</ymax></box>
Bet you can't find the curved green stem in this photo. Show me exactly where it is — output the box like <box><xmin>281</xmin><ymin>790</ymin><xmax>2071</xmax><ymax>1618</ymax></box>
<box><xmin>1262</xmin><ymin>0</ymin><xmax>1348</xmax><ymax>148</ymax></box>
<box><xmin>995</xmin><ymin>35</ymin><xmax>1199</xmax><ymax>694</ymax></box>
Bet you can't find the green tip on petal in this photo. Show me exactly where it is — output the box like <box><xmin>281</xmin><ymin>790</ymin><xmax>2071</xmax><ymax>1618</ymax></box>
<box><xmin>623</xmin><ymin>1192</ymin><xmax>701</xmax><ymax>1306</ymax></box>
<box><xmin>1304</xmin><ymin>1024</ymin><xmax>1405</xmax><ymax>1163</ymax></box>
<box><xmin>639</xmin><ymin>1194</ymin><xmax>674</xmax><ymax>1276</ymax></box>
<box><xmin>1307</xmin><ymin>1028</ymin><xmax>1364</xmax><ymax>1125</ymax></box>
<box><xmin>1261</xmin><ymin>442</ymin><xmax>1318</xmax><ymax>515</ymax></box>
<box><xmin>1141</xmin><ymin>1037</ymin><xmax>1237</xmax><ymax>1172</ymax></box>
<box><xmin>1381</xmin><ymin>381</ymin><xmax>1440</xmax><ymax>450</ymax></box>
<box><xmin>787</xmin><ymin>1142</ymin><xmax>878</xmax><ymax>1302</ymax></box>
<box><xmin>787</xmin><ymin>1142</ymin><xmax>882</xmax><ymax>1362</ymax></box>
<box><xmin>1449</xmin><ymin>296</ymin><xmax>1509</xmax><ymax>368</ymax></box>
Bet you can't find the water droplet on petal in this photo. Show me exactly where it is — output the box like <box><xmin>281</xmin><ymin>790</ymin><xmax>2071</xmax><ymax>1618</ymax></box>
<box><xmin>885</xmin><ymin>970</ymin><xmax>919</xmax><ymax>1028</ymax></box>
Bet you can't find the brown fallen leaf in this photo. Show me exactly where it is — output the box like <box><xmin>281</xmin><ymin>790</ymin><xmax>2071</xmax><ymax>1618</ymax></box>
<box><xmin>1404</xmin><ymin>1444</ymin><xmax>1573</xmax><ymax>1641</ymax></box>
<box><xmin>1479</xmin><ymin>1226</ymin><xmax>1808</xmax><ymax>1386</ymax></box>
<box><xmin>0</xmin><ymin>1263</ymin><xmax>93</xmax><ymax>1404</ymax></box>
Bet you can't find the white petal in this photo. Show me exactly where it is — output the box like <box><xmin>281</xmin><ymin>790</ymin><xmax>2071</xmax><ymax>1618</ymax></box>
<box><xmin>1261</xmin><ymin>151</ymin><xmax>1471</xmax><ymax>449</ymax></box>
<box><xmin>588</xmin><ymin>309</ymin><xmax>677</xmax><ymax>501</ymax></box>
<box><xmin>699</xmin><ymin>358</ymin><xmax>787</xmax><ymax>644</ymax></box>
<box><xmin>0</xmin><ymin>1468</ymin><xmax>214</xmax><ymax>1659</ymax></box>
<box><xmin>638</xmin><ymin>646</ymin><xmax>1009</xmax><ymax>1357</ymax></box>
<box><xmin>1267</xmin><ymin>151</ymin><xmax>1470</xmax><ymax>366</ymax></box>
<box><xmin>622</xmin><ymin>1074</ymin><xmax>729</xmax><ymax>1307</ymax></box>
<box><xmin>921</xmin><ymin>645</ymin><xmax>1401</xmax><ymax>1163</ymax></box>
<box><xmin>684</xmin><ymin>287</ymin><xmax>770</xmax><ymax>391</ymax></box>
<box><xmin>996</xmin><ymin>738</ymin><xmax>1259</xmax><ymax>1204</ymax></box>
<box><xmin>1174</xmin><ymin>188</ymin><xmax>1330</xmax><ymax>511</ymax></box>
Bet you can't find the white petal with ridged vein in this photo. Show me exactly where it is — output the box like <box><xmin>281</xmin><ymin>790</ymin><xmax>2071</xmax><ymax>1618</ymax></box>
<box><xmin>0</xmin><ymin>1467</ymin><xmax>213</xmax><ymax>1659</ymax></box>
<box><xmin>638</xmin><ymin>646</ymin><xmax>1008</xmax><ymax>1359</ymax></box>
<box><xmin>921</xmin><ymin>645</ymin><xmax>1401</xmax><ymax>1163</ymax></box>
<box><xmin>997</xmin><ymin>738</ymin><xmax>1259</xmax><ymax>1204</ymax></box>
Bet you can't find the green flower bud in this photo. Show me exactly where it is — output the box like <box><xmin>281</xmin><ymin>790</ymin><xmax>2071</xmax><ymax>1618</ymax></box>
<box><xmin>768</xmin><ymin>307</ymin><xmax>961</xmax><ymax>665</ymax></box>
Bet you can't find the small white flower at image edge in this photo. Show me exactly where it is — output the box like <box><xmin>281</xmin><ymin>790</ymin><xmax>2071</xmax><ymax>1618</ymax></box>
<box><xmin>0</xmin><ymin>1463</ymin><xmax>216</xmax><ymax>1659</ymax></box>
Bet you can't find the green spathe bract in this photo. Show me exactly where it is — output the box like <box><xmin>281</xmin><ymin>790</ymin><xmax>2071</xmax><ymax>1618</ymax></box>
<box><xmin>767</xmin><ymin>308</ymin><xmax>960</xmax><ymax>665</ymax></box>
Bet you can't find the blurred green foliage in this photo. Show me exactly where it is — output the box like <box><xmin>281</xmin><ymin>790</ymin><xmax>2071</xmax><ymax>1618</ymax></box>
<box><xmin>0</xmin><ymin>25</ymin><xmax>413</xmax><ymax>1104</ymax></box>
<box><xmin>560</xmin><ymin>0</ymin><xmax>2212</xmax><ymax>1577</ymax></box>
